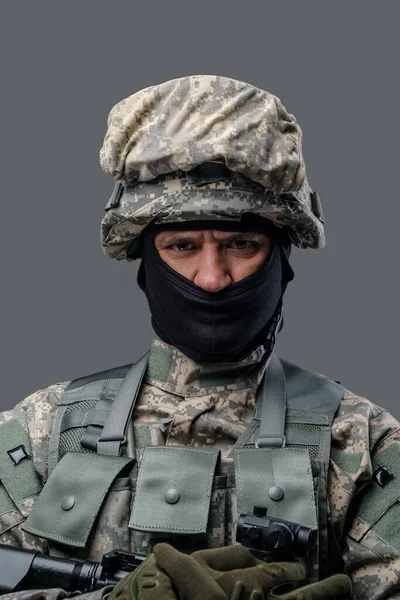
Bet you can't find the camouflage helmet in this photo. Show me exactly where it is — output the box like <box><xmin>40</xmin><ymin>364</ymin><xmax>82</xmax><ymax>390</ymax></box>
<box><xmin>100</xmin><ymin>75</ymin><xmax>325</xmax><ymax>260</ymax></box>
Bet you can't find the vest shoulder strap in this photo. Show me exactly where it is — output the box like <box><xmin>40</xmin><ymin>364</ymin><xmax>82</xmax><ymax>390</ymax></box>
<box><xmin>65</xmin><ymin>363</ymin><xmax>132</xmax><ymax>392</ymax></box>
<box><xmin>281</xmin><ymin>358</ymin><xmax>344</xmax><ymax>425</ymax></box>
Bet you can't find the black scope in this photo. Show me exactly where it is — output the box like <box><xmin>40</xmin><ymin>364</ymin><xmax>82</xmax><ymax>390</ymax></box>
<box><xmin>236</xmin><ymin>506</ymin><xmax>312</xmax><ymax>561</ymax></box>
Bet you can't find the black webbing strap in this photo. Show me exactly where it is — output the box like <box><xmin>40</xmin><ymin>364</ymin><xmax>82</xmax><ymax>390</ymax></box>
<box><xmin>96</xmin><ymin>353</ymin><xmax>149</xmax><ymax>457</ymax></box>
<box><xmin>254</xmin><ymin>353</ymin><xmax>287</xmax><ymax>448</ymax></box>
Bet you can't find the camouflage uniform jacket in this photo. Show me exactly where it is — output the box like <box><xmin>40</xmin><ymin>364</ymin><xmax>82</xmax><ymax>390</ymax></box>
<box><xmin>1</xmin><ymin>338</ymin><xmax>400</xmax><ymax>600</ymax></box>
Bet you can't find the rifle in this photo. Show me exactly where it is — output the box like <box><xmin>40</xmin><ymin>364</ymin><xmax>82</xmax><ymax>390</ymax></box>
<box><xmin>0</xmin><ymin>506</ymin><xmax>312</xmax><ymax>593</ymax></box>
<box><xmin>0</xmin><ymin>545</ymin><xmax>145</xmax><ymax>594</ymax></box>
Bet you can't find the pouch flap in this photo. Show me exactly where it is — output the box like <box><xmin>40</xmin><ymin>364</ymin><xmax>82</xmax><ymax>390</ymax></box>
<box><xmin>0</xmin><ymin>419</ymin><xmax>42</xmax><ymax>517</ymax></box>
<box><xmin>235</xmin><ymin>448</ymin><xmax>317</xmax><ymax>529</ymax></box>
<box><xmin>23</xmin><ymin>453</ymin><xmax>134</xmax><ymax>547</ymax></box>
<box><xmin>130</xmin><ymin>446</ymin><xmax>220</xmax><ymax>534</ymax></box>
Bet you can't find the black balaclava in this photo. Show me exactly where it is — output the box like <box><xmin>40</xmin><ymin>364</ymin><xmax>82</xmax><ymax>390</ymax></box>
<box><xmin>137</xmin><ymin>215</ymin><xmax>294</xmax><ymax>364</ymax></box>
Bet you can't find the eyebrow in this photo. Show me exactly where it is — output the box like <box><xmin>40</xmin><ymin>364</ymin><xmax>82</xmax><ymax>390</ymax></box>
<box><xmin>155</xmin><ymin>231</ymin><xmax>266</xmax><ymax>247</ymax></box>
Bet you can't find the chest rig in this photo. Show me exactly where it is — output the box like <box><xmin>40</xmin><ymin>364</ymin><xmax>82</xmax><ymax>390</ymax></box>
<box><xmin>22</xmin><ymin>353</ymin><xmax>343</xmax><ymax>581</ymax></box>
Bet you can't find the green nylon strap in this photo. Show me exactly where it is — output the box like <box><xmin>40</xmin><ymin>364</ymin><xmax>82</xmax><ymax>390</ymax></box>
<box><xmin>0</xmin><ymin>420</ymin><xmax>42</xmax><ymax>516</ymax></box>
<box><xmin>81</xmin><ymin>389</ymin><xmax>116</xmax><ymax>451</ymax></box>
<box><xmin>66</xmin><ymin>364</ymin><xmax>132</xmax><ymax>390</ymax></box>
<box><xmin>97</xmin><ymin>353</ymin><xmax>149</xmax><ymax>456</ymax></box>
<box><xmin>23</xmin><ymin>453</ymin><xmax>134</xmax><ymax>547</ymax></box>
<box><xmin>81</xmin><ymin>425</ymin><xmax>104</xmax><ymax>453</ymax></box>
<box><xmin>60</xmin><ymin>408</ymin><xmax>109</xmax><ymax>432</ymax></box>
<box><xmin>254</xmin><ymin>353</ymin><xmax>287</xmax><ymax>448</ymax></box>
<box><xmin>130</xmin><ymin>446</ymin><xmax>220</xmax><ymax>534</ymax></box>
<box><xmin>248</xmin><ymin>427</ymin><xmax>321</xmax><ymax>448</ymax></box>
<box><xmin>234</xmin><ymin>447</ymin><xmax>317</xmax><ymax>530</ymax></box>
<box><xmin>48</xmin><ymin>404</ymin><xmax>68</xmax><ymax>477</ymax></box>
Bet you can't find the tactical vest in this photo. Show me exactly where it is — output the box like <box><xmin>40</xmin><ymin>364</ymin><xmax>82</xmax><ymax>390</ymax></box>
<box><xmin>19</xmin><ymin>353</ymin><xmax>344</xmax><ymax>582</ymax></box>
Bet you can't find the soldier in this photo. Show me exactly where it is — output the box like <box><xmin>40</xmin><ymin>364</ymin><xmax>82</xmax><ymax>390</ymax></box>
<box><xmin>0</xmin><ymin>76</ymin><xmax>399</xmax><ymax>600</ymax></box>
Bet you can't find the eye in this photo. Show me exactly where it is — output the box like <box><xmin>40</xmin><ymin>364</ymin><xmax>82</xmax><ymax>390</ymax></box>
<box><xmin>228</xmin><ymin>240</ymin><xmax>257</xmax><ymax>251</ymax></box>
<box><xmin>170</xmin><ymin>241</ymin><xmax>196</xmax><ymax>252</ymax></box>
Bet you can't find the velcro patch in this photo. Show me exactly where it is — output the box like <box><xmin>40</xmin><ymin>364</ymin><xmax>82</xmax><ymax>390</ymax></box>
<box><xmin>7</xmin><ymin>445</ymin><xmax>31</xmax><ymax>466</ymax></box>
<box><xmin>373</xmin><ymin>465</ymin><xmax>394</xmax><ymax>488</ymax></box>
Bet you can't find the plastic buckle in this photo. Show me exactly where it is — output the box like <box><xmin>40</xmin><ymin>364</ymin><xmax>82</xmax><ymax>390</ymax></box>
<box><xmin>255</xmin><ymin>435</ymin><xmax>286</xmax><ymax>448</ymax></box>
<box><xmin>98</xmin><ymin>435</ymin><xmax>127</xmax><ymax>445</ymax></box>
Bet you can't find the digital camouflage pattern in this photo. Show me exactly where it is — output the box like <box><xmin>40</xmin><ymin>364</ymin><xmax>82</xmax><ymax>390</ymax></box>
<box><xmin>101</xmin><ymin>170</ymin><xmax>322</xmax><ymax>261</ymax></box>
<box><xmin>100</xmin><ymin>76</ymin><xmax>305</xmax><ymax>191</ymax></box>
<box><xmin>99</xmin><ymin>75</ymin><xmax>325</xmax><ymax>259</ymax></box>
<box><xmin>1</xmin><ymin>338</ymin><xmax>400</xmax><ymax>599</ymax></box>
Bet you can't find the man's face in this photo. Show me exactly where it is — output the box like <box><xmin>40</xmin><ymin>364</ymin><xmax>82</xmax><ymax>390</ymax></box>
<box><xmin>154</xmin><ymin>229</ymin><xmax>272</xmax><ymax>292</ymax></box>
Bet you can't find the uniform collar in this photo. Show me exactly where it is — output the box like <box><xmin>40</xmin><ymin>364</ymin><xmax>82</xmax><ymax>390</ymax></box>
<box><xmin>144</xmin><ymin>337</ymin><xmax>271</xmax><ymax>397</ymax></box>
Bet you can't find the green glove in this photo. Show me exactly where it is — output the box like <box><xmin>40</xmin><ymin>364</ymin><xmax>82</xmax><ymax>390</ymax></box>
<box><xmin>269</xmin><ymin>574</ymin><xmax>352</xmax><ymax>600</ymax></box>
<box><xmin>107</xmin><ymin>547</ymin><xmax>228</xmax><ymax>600</ymax></box>
<box><xmin>188</xmin><ymin>544</ymin><xmax>307</xmax><ymax>600</ymax></box>
<box><xmin>109</xmin><ymin>544</ymin><xmax>352</xmax><ymax>600</ymax></box>
<box><xmin>107</xmin><ymin>554</ymin><xmax>178</xmax><ymax>600</ymax></box>
<box><xmin>190</xmin><ymin>545</ymin><xmax>352</xmax><ymax>600</ymax></box>
<box><xmin>152</xmin><ymin>543</ymin><xmax>228</xmax><ymax>599</ymax></box>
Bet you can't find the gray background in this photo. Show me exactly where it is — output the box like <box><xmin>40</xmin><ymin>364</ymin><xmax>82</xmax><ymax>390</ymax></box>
<box><xmin>0</xmin><ymin>2</ymin><xmax>399</xmax><ymax>414</ymax></box>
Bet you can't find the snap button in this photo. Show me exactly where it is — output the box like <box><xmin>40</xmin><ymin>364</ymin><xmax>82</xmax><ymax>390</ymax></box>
<box><xmin>61</xmin><ymin>496</ymin><xmax>76</xmax><ymax>511</ymax></box>
<box><xmin>165</xmin><ymin>488</ymin><xmax>180</xmax><ymax>504</ymax></box>
<box><xmin>268</xmin><ymin>486</ymin><xmax>284</xmax><ymax>501</ymax></box>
